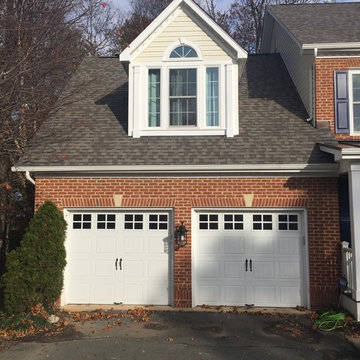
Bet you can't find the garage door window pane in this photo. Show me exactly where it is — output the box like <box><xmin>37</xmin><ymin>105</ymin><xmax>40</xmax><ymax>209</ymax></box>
<box><xmin>224</xmin><ymin>214</ymin><xmax>243</xmax><ymax>230</ymax></box>
<box><xmin>149</xmin><ymin>214</ymin><xmax>168</xmax><ymax>230</ymax></box>
<box><xmin>125</xmin><ymin>214</ymin><xmax>143</xmax><ymax>230</ymax></box>
<box><xmin>253</xmin><ymin>214</ymin><xmax>272</xmax><ymax>230</ymax></box>
<box><xmin>73</xmin><ymin>214</ymin><xmax>92</xmax><ymax>229</ymax></box>
<box><xmin>199</xmin><ymin>214</ymin><xmax>218</xmax><ymax>230</ymax></box>
<box><xmin>97</xmin><ymin>214</ymin><xmax>116</xmax><ymax>229</ymax></box>
<box><xmin>278</xmin><ymin>214</ymin><xmax>298</xmax><ymax>231</ymax></box>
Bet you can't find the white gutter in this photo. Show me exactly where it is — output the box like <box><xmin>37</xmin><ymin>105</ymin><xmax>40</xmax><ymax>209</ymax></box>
<box><xmin>25</xmin><ymin>171</ymin><xmax>35</xmax><ymax>185</ymax></box>
<box><xmin>12</xmin><ymin>164</ymin><xmax>338</xmax><ymax>175</ymax></box>
<box><xmin>303</xmin><ymin>42</ymin><xmax>360</xmax><ymax>50</ymax></box>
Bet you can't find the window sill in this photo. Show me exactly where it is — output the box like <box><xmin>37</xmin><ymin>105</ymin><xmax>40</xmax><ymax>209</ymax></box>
<box><xmin>135</xmin><ymin>129</ymin><xmax>227</xmax><ymax>137</ymax></box>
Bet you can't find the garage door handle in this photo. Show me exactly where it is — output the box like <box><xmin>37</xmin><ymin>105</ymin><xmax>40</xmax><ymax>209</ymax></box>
<box><xmin>245</xmin><ymin>259</ymin><xmax>248</xmax><ymax>272</ymax></box>
<box><xmin>250</xmin><ymin>259</ymin><xmax>253</xmax><ymax>272</ymax></box>
<box><xmin>120</xmin><ymin>258</ymin><xmax>122</xmax><ymax>271</ymax></box>
<box><xmin>115</xmin><ymin>258</ymin><xmax>118</xmax><ymax>270</ymax></box>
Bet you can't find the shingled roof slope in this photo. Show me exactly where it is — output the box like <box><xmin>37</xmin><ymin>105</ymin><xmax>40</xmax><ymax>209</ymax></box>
<box><xmin>268</xmin><ymin>3</ymin><xmax>360</xmax><ymax>45</ymax></box>
<box><xmin>17</xmin><ymin>54</ymin><xmax>334</xmax><ymax>167</ymax></box>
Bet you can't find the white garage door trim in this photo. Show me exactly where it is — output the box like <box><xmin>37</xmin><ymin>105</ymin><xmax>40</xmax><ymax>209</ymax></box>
<box><xmin>191</xmin><ymin>207</ymin><xmax>310</xmax><ymax>309</ymax></box>
<box><xmin>62</xmin><ymin>208</ymin><xmax>174</xmax><ymax>306</ymax></box>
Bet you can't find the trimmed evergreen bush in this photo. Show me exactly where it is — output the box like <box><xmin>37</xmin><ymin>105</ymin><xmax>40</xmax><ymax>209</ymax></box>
<box><xmin>1</xmin><ymin>201</ymin><xmax>67</xmax><ymax>314</ymax></box>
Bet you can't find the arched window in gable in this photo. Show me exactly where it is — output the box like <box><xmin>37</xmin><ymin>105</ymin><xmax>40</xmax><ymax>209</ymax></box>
<box><xmin>170</xmin><ymin>45</ymin><xmax>198</xmax><ymax>59</ymax></box>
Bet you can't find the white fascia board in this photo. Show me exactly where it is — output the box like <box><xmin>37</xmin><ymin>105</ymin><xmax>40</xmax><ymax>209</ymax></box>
<box><xmin>303</xmin><ymin>43</ymin><xmax>360</xmax><ymax>51</ymax></box>
<box><xmin>12</xmin><ymin>163</ymin><xmax>338</xmax><ymax>175</ymax></box>
<box><xmin>320</xmin><ymin>144</ymin><xmax>360</xmax><ymax>162</ymax></box>
<box><xmin>120</xmin><ymin>0</ymin><xmax>247</xmax><ymax>62</ymax></box>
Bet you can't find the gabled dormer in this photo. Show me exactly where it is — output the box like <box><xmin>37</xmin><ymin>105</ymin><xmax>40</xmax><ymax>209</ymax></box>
<box><xmin>120</xmin><ymin>0</ymin><xmax>247</xmax><ymax>138</ymax></box>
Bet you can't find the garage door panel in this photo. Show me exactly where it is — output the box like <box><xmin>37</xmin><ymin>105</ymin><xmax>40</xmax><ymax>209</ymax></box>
<box><xmin>94</xmin><ymin>258</ymin><xmax>116</xmax><ymax>277</ymax></box>
<box><xmin>95</xmin><ymin>235</ymin><xmax>117</xmax><ymax>254</ymax></box>
<box><xmin>194</xmin><ymin>211</ymin><xmax>304</xmax><ymax>308</ymax></box>
<box><xmin>66</xmin><ymin>211</ymin><xmax>171</xmax><ymax>305</ymax></box>
<box><xmin>68</xmin><ymin>282</ymin><xmax>91</xmax><ymax>303</ymax></box>
<box><xmin>224</xmin><ymin>235</ymin><xmax>245</xmax><ymax>254</ymax></box>
<box><xmin>279</xmin><ymin>262</ymin><xmax>300</xmax><ymax>279</ymax></box>
<box><xmin>123</xmin><ymin>284</ymin><xmax>143</xmax><ymax>304</ymax></box>
<box><xmin>198</xmin><ymin>286</ymin><xmax>221</xmax><ymax>304</ymax></box>
<box><xmin>71</xmin><ymin>233</ymin><xmax>95</xmax><ymax>253</ymax></box>
<box><xmin>252</xmin><ymin>261</ymin><xmax>275</xmax><ymax>280</ymax></box>
<box><xmin>198</xmin><ymin>235</ymin><xmax>221</xmax><ymax>254</ymax></box>
<box><xmin>94</xmin><ymin>283</ymin><xmax>115</xmax><ymax>304</ymax></box>
<box><xmin>124</xmin><ymin>236</ymin><xmax>145</xmax><ymax>254</ymax></box>
<box><xmin>124</xmin><ymin>260</ymin><xmax>144</xmax><ymax>277</ymax></box>
<box><xmin>280</xmin><ymin>287</ymin><xmax>301</xmax><ymax>305</ymax></box>
<box><xmin>148</xmin><ymin>235</ymin><xmax>169</xmax><ymax>254</ymax></box>
<box><xmin>224</xmin><ymin>261</ymin><xmax>245</xmax><ymax>279</ymax></box>
<box><xmin>197</xmin><ymin>261</ymin><xmax>221</xmax><ymax>278</ymax></box>
<box><xmin>225</xmin><ymin>286</ymin><xmax>246</xmax><ymax>305</ymax></box>
<box><xmin>68</xmin><ymin>258</ymin><xmax>92</xmax><ymax>278</ymax></box>
<box><xmin>148</xmin><ymin>285</ymin><xmax>168</xmax><ymax>304</ymax></box>
<box><xmin>148</xmin><ymin>260</ymin><xmax>168</xmax><ymax>278</ymax></box>
<box><xmin>252</xmin><ymin>236</ymin><xmax>275</xmax><ymax>255</ymax></box>
<box><xmin>253</xmin><ymin>286</ymin><xmax>276</xmax><ymax>305</ymax></box>
<box><xmin>278</xmin><ymin>236</ymin><xmax>300</xmax><ymax>255</ymax></box>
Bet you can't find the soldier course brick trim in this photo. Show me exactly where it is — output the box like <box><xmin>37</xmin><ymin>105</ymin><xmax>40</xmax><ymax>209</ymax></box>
<box><xmin>315</xmin><ymin>57</ymin><xmax>360</xmax><ymax>140</ymax></box>
<box><xmin>36</xmin><ymin>176</ymin><xmax>340</xmax><ymax>308</ymax></box>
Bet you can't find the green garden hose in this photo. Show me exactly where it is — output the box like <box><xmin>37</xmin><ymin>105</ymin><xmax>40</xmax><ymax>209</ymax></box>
<box><xmin>315</xmin><ymin>312</ymin><xmax>346</xmax><ymax>332</ymax></box>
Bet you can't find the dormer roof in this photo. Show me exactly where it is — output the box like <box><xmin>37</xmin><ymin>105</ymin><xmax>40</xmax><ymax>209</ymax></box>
<box><xmin>120</xmin><ymin>0</ymin><xmax>247</xmax><ymax>62</ymax></box>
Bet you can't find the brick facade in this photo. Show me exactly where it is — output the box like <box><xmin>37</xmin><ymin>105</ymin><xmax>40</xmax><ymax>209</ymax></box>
<box><xmin>315</xmin><ymin>57</ymin><xmax>360</xmax><ymax>139</ymax></box>
<box><xmin>36</xmin><ymin>176</ymin><xmax>340</xmax><ymax>309</ymax></box>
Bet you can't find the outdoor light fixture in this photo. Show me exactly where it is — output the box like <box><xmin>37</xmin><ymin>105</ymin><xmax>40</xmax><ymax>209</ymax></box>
<box><xmin>175</xmin><ymin>221</ymin><xmax>188</xmax><ymax>248</ymax></box>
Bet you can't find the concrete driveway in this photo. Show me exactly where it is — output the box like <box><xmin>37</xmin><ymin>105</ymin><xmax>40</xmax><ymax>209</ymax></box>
<box><xmin>0</xmin><ymin>310</ymin><xmax>359</xmax><ymax>360</ymax></box>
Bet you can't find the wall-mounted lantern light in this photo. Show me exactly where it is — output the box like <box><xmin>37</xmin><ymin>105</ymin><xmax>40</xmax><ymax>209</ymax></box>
<box><xmin>175</xmin><ymin>221</ymin><xmax>188</xmax><ymax>248</ymax></box>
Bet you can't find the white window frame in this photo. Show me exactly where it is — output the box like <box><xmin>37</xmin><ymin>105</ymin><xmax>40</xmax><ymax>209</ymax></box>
<box><xmin>144</xmin><ymin>62</ymin><xmax>225</xmax><ymax>133</ymax></box>
<box><xmin>349</xmin><ymin>69</ymin><xmax>360</xmax><ymax>135</ymax></box>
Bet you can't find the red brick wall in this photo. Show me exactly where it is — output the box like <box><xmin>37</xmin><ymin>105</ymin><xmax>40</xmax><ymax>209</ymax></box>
<box><xmin>35</xmin><ymin>176</ymin><xmax>340</xmax><ymax>309</ymax></box>
<box><xmin>315</xmin><ymin>57</ymin><xmax>360</xmax><ymax>139</ymax></box>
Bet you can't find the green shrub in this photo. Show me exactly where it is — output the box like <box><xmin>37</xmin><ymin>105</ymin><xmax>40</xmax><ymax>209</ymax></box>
<box><xmin>1</xmin><ymin>201</ymin><xmax>67</xmax><ymax>314</ymax></box>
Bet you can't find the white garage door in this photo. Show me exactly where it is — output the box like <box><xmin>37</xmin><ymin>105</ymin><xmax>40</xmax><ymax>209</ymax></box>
<box><xmin>194</xmin><ymin>211</ymin><xmax>305</xmax><ymax>307</ymax></box>
<box><xmin>65</xmin><ymin>211</ymin><xmax>172</xmax><ymax>305</ymax></box>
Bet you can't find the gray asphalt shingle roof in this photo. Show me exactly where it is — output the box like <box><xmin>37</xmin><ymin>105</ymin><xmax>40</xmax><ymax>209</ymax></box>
<box><xmin>17</xmin><ymin>54</ymin><xmax>334</xmax><ymax>167</ymax></box>
<box><xmin>268</xmin><ymin>3</ymin><xmax>360</xmax><ymax>45</ymax></box>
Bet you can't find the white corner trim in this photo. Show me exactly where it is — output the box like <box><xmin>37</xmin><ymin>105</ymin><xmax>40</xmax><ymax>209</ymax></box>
<box><xmin>120</xmin><ymin>0</ymin><xmax>247</xmax><ymax>62</ymax></box>
<box><xmin>11</xmin><ymin>163</ymin><xmax>338</xmax><ymax>175</ymax></box>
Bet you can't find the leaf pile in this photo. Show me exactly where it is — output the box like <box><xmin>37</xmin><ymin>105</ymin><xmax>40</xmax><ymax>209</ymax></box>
<box><xmin>69</xmin><ymin>311</ymin><xmax>125</xmax><ymax>324</ymax></box>
<box><xmin>127</xmin><ymin>307</ymin><xmax>151</xmax><ymax>323</ymax></box>
<box><xmin>0</xmin><ymin>305</ymin><xmax>51</xmax><ymax>338</ymax></box>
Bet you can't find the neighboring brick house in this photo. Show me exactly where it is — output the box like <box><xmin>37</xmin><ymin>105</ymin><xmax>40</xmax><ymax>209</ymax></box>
<box><xmin>261</xmin><ymin>2</ymin><xmax>360</xmax><ymax>319</ymax></box>
<box><xmin>14</xmin><ymin>0</ymin><xmax>341</xmax><ymax>311</ymax></box>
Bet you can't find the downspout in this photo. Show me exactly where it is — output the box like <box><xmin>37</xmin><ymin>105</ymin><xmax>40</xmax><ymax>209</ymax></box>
<box><xmin>25</xmin><ymin>171</ymin><xmax>35</xmax><ymax>185</ymax></box>
<box><xmin>306</xmin><ymin>47</ymin><xmax>318</xmax><ymax>126</ymax></box>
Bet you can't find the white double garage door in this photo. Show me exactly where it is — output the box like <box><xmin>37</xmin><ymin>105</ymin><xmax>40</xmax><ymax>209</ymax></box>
<box><xmin>64</xmin><ymin>209</ymin><xmax>307</xmax><ymax>307</ymax></box>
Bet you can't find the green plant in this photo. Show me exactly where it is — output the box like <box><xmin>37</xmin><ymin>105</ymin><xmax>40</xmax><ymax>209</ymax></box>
<box><xmin>1</xmin><ymin>201</ymin><xmax>67</xmax><ymax>314</ymax></box>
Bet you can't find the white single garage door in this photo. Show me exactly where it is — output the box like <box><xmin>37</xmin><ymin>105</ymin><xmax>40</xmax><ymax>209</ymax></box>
<box><xmin>64</xmin><ymin>211</ymin><xmax>172</xmax><ymax>305</ymax></box>
<box><xmin>194</xmin><ymin>211</ymin><xmax>306</xmax><ymax>307</ymax></box>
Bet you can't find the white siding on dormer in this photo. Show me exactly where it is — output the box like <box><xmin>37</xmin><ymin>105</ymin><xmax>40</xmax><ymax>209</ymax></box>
<box><xmin>133</xmin><ymin>7</ymin><xmax>233</xmax><ymax>63</ymax></box>
<box><xmin>271</xmin><ymin>22</ymin><xmax>314</xmax><ymax>118</ymax></box>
